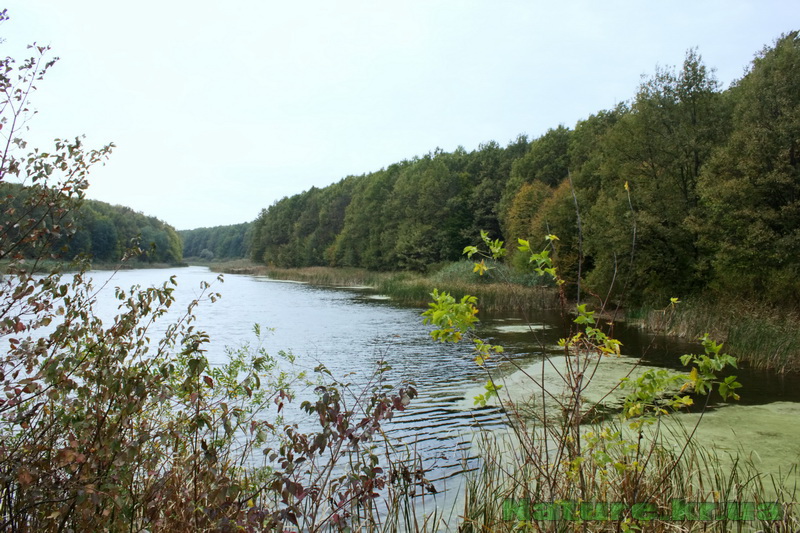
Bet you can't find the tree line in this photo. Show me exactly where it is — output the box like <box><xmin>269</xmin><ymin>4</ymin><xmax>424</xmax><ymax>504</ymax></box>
<box><xmin>179</xmin><ymin>222</ymin><xmax>252</xmax><ymax>261</ymax></box>
<box><xmin>248</xmin><ymin>32</ymin><xmax>800</xmax><ymax>306</ymax></box>
<box><xmin>1</xmin><ymin>182</ymin><xmax>182</xmax><ymax>264</ymax></box>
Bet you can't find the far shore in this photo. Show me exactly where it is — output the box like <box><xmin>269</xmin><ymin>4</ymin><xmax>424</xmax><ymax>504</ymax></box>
<box><xmin>2</xmin><ymin>258</ymin><xmax>188</xmax><ymax>274</ymax></box>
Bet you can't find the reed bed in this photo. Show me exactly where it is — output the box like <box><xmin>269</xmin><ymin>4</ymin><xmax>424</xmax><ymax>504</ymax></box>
<box><xmin>376</xmin><ymin>275</ymin><xmax>559</xmax><ymax>314</ymax></box>
<box><xmin>632</xmin><ymin>296</ymin><xmax>800</xmax><ymax>372</ymax></box>
<box><xmin>261</xmin><ymin>265</ymin><xmax>391</xmax><ymax>287</ymax></box>
<box><xmin>222</xmin><ymin>261</ymin><xmax>561</xmax><ymax>314</ymax></box>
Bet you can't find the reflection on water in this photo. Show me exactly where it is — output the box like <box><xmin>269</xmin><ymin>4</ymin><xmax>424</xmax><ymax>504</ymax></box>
<box><xmin>85</xmin><ymin>266</ymin><xmax>800</xmax><ymax>498</ymax></box>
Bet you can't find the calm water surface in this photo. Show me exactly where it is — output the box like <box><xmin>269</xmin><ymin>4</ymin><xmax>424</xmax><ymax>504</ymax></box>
<box><xmin>86</xmin><ymin>266</ymin><xmax>800</xmax><ymax>497</ymax></box>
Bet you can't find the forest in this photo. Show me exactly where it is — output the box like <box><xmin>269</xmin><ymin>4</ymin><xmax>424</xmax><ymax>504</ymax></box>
<box><xmin>179</xmin><ymin>222</ymin><xmax>252</xmax><ymax>261</ymax></box>
<box><xmin>1</xmin><ymin>182</ymin><xmax>182</xmax><ymax>264</ymax></box>
<box><xmin>247</xmin><ymin>32</ymin><xmax>800</xmax><ymax>307</ymax></box>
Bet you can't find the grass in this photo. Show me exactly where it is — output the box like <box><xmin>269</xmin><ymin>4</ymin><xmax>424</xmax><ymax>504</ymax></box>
<box><xmin>209</xmin><ymin>260</ymin><xmax>561</xmax><ymax>315</ymax></box>
<box><xmin>376</xmin><ymin>273</ymin><xmax>558</xmax><ymax>313</ymax></box>
<box><xmin>630</xmin><ymin>296</ymin><xmax>800</xmax><ymax>372</ymax></box>
<box><xmin>460</xmin><ymin>424</ymin><xmax>798</xmax><ymax>532</ymax></box>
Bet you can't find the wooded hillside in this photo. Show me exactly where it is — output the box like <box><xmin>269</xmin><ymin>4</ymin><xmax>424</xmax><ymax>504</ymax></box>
<box><xmin>248</xmin><ymin>32</ymin><xmax>800</xmax><ymax>305</ymax></box>
<box><xmin>1</xmin><ymin>182</ymin><xmax>182</xmax><ymax>264</ymax></box>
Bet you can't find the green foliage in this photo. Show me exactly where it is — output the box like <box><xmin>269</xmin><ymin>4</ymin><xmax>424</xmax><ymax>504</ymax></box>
<box><xmin>617</xmin><ymin>329</ymin><xmax>741</xmax><ymax>430</ymax></box>
<box><xmin>437</xmin><ymin>234</ymin><xmax>767</xmax><ymax>532</ymax></box>
<box><xmin>679</xmin><ymin>334</ymin><xmax>741</xmax><ymax>400</ymax></box>
<box><xmin>697</xmin><ymin>31</ymin><xmax>800</xmax><ymax>301</ymax></box>
<box><xmin>251</xmin><ymin>177</ymin><xmax>358</xmax><ymax>268</ymax></box>
<box><xmin>620</xmin><ymin>368</ymin><xmax>691</xmax><ymax>421</ymax></box>
<box><xmin>473</xmin><ymin>378</ymin><xmax>503</xmax><ymax>407</ymax></box>
<box><xmin>502</xmin><ymin>180</ymin><xmax>552</xmax><ymax>251</ymax></box>
<box><xmin>1</xmin><ymin>181</ymin><xmax>183</xmax><ymax>265</ymax></box>
<box><xmin>462</xmin><ymin>138</ymin><xmax>530</xmax><ymax>241</ymax></box>
<box><xmin>509</xmin><ymin>125</ymin><xmax>572</xmax><ymax>188</ymax></box>
<box><xmin>251</xmin><ymin>140</ymin><xmax>530</xmax><ymax>271</ymax></box>
<box><xmin>421</xmin><ymin>289</ymin><xmax>479</xmax><ymax>343</ymax></box>
<box><xmin>518</xmin><ymin>234</ymin><xmax>561</xmax><ymax>281</ymax></box>
<box><xmin>463</xmin><ymin>230</ymin><xmax>507</xmax><ymax>277</ymax></box>
<box><xmin>180</xmin><ymin>222</ymin><xmax>252</xmax><ymax>260</ymax></box>
<box><xmin>584</xmin><ymin>49</ymin><xmax>731</xmax><ymax>303</ymax></box>
<box><xmin>497</xmin><ymin>125</ymin><xmax>572</xmax><ymax>235</ymax></box>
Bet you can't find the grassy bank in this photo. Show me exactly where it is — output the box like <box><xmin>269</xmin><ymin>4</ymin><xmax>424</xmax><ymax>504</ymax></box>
<box><xmin>186</xmin><ymin>257</ymin><xmax>266</xmax><ymax>274</ymax></box>
<box><xmin>375</xmin><ymin>271</ymin><xmax>559</xmax><ymax>314</ymax></box>
<box><xmin>210</xmin><ymin>260</ymin><xmax>560</xmax><ymax>314</ymax></box>
<box><xmin>1</xmin><ymin>258</ymin><xmax>187</xmax><ymax>274</ymax></box>
<box><xmin>630</xmin><ymin>297</ymin><xmax>800</xmax><ymax>373</ymax></box>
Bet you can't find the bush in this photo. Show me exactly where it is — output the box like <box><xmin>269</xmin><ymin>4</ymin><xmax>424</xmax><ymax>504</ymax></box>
<box><xmin>0</xmin><ymin>21</ymin><xmax>431</xmax><ymax>532</ymax></box>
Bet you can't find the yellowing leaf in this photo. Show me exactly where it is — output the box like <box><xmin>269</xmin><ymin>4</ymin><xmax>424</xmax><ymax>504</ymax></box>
<box><xmin>473</xmin><ymin>259</ymin><xmax>489</xmax><ymax>276</ymax></box>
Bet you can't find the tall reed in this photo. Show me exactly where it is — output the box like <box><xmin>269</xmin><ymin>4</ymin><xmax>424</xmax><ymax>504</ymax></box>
<box><xmin>632</xmin><ymin>296</ymin><xmax>800</xmax><ymax>372</ymax></box>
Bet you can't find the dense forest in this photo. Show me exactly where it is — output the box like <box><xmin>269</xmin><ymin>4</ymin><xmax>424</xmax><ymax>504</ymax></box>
<box><xmin>179</xmin><ymin>222</ymin><xmax>252</xmax><ymax>260</ymax></box>
<box><xmin>1</xmin><ymin>182</ymin><xmax>182</xmax><ymax>264</ymax></box>
<box><xmin>248</xmin><ymin>32</ymin><xmax>800</xmax><ymax>306</ymax></box>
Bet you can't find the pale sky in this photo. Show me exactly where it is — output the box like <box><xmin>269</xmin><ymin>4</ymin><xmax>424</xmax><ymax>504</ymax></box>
<box><xmin>2</xmin><ymin>1</ymin><xmax>798</xmax><ymax>230</ymax></box>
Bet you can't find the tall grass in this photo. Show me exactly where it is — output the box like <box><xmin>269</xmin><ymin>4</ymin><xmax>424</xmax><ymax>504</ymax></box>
<box><xmin>462</xmin><ymin>424</ymin><xmax>798</xmax><ymax>532</ymax></box>
<box><xmin>632</xmin><ymin>296</ymin><xmax>800</xmax><ymax>372</ymax></box>
<box><xmin>262</xmin><ymin>265</ymin><xmax>390</xmax><ymax>287</ymax></box>
<box><xmin>376</xmin><ymin>275</ymin><xmax>558</xmax><ymax>313</ymax></box>
<box><xmin>238</xmin><ymin>261</ymin><xmax>561</xmax><ymax>314</ymax></box>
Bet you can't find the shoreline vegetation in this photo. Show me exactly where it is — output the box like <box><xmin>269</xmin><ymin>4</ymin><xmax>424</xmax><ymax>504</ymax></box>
<box><xmin>204</xmin><ymin>259</ymin><xmax>800</xmax><ymax>373</ymax></box>
<box><xmin>416</xmin><ymin>237</ymin><xmax>798</xmax><ymax>531</ymax></box>
<box><xmin>0</xmin><ymin>258</ymin><xmax>188</xmax><ymax>274</ymax></box>
<box><xmin>204</xmin><ymin>259</ymin><xmax>560</xmax><ymax>313</ymax></box>
<box><xmin>5</xmin><ymin>15</ymin><xmax>798</xmax><ymax>529</ymax></box>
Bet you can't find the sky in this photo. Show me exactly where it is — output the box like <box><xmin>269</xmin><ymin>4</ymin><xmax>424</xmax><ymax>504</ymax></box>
<box><xmin>2</xmin><ymin>1</ymin><xmax>798</xmax><ymax>230</ymax></box>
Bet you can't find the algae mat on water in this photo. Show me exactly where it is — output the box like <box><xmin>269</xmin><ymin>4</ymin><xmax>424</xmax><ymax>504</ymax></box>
<box><xmin>460</xmin><ymin>354</ymin><xmax>800</xmax><ymax>485</ymax></box>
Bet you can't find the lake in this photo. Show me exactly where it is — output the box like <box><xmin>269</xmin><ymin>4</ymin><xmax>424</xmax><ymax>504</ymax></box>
<box><xmin>85</xmin><ymin>266</ymin><xmax>800</xmax><ymax>508</ymax></box>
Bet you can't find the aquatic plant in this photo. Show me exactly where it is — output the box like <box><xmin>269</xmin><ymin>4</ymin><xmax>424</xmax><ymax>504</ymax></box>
<box><xmin>423</xmin><ymin>230</ymin><xmax>796</xmax><ymax>531</ymax></box>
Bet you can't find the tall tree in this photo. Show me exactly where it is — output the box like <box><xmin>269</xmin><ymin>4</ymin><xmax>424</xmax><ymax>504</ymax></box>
<box><xmin>498</xmin><ymin>127</ymin><xmax>571</xmax><ymax>243</ymax></box>
<box><xmin>698</xmin><ymin>31</ymin><xmax>800</xmax><ymax>301</ymax></box>
<box><xmin>585</xmin><ymin>49</ymin><xmax>731</xmax><ymax>302</ymax></box>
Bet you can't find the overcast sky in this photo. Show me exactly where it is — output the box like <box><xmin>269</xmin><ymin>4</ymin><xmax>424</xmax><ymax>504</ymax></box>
<box><xmin>2</xmin><ymin>1</ymin><xmax>798</xmax><ymax>230</ymax></box>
